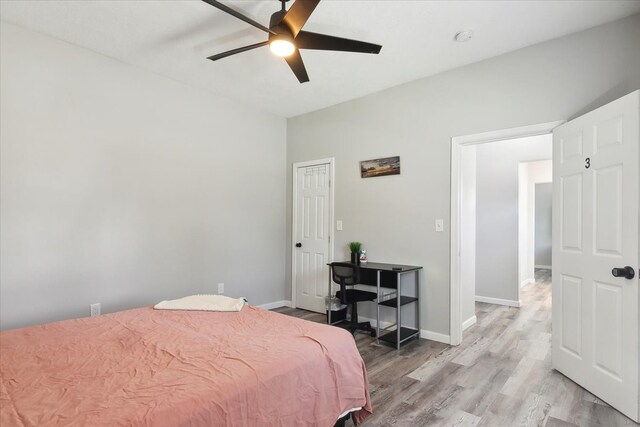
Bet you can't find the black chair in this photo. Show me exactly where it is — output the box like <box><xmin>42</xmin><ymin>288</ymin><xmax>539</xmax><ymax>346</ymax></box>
<box><xmin>329</xmin><ymin>262</ymin><xmax>377</xmax><ymax>337</ymax></box>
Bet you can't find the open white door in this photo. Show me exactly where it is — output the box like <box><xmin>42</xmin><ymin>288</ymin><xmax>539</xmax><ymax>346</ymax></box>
<box><xmin>292</xmin><ymin>160</ymin><xmax>333</xmax><ymax>313</ymax></box>
<box><xmin>552</xmin><ymin>90</ymin><xmax>639</xmax><ymax>422</ymax></box>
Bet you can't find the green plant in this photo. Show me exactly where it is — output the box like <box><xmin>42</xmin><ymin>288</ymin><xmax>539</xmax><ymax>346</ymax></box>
<box><xmin>349</xmin><ymin>241</ymin><xmax>362</xmax><ymax>253</ymax></box>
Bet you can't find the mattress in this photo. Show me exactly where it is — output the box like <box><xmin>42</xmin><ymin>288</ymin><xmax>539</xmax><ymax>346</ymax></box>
<box><xmin>0</xmin><ymin>305</ymin><xmax>372</xmax><ymax>426</ymax></box>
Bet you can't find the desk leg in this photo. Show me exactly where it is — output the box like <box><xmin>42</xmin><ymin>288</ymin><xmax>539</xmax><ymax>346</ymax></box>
<box><xmin>396</xmin><ymin>272</ymin><xmax>401</xmax><ymax>350</ymax></box>
<box><xmin>327</xmin><ymin>272</ymin><xmax>331</xmax><ymax>325</ymax></box>
<box><xmin>415</xmin><ymin>270</ymin><xmax>420</xmax><ymax>338</ymax></box>
<box><xmin>376</xmin><ymin>270</ymin><xmax>381</xmax><ymax>340</ymax></box>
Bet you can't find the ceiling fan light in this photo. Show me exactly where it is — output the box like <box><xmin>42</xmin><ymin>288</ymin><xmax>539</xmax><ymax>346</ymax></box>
<box><xmin>270</xmin><ymin>39</ymin><xmax>295</xmax><ymax>57</ymax></box>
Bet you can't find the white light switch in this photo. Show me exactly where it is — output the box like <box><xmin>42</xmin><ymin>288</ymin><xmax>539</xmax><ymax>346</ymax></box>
<box><xmin>435</xmin><ymin>219</ymin><xmax>444</xmax><ymax>232</ymax></box>
<box><xmin>336</xmin><ymin>220</ymin><xmax>343</xmax><ymax>231</ymax></box>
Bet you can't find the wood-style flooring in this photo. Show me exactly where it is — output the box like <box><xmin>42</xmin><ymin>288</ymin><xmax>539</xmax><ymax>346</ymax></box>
<box><xmin>274</xmin><ymin>269</ymin><xmax>638</xmax><ymax>427</ymax></box>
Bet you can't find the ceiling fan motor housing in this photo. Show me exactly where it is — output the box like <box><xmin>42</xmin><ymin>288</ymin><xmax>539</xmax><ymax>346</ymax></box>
<box><xmin>269</xmin><ymin>10</ymin><xmax>293</xmax><ymax>42</ymax></box>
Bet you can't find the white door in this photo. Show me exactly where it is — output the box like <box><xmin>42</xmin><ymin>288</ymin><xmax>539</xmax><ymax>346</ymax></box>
<box><xmin>552</xmin><ymin>90</ymin><xmax>639</xmax><ymax>422</ymax></box>
<box><xmin>293</xmin><ymin>162</ymin><xmax>332</xmax><ymax>313</ymax></box>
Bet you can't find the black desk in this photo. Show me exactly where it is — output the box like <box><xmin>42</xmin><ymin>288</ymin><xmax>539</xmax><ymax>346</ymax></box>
<box><xmin>328</xmin><ymin>261</ymin><xmax>422</xmax><ymax>349</ymax></box>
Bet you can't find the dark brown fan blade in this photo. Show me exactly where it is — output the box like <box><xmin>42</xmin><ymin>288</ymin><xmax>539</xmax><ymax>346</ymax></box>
<box><xmin>282</xmin><ymin>0</ymin><xmax>320</xmax><ymax>37</ymax></box>
<box><xmin>284</xmin><ymin>49</ymin><xmax>309</xmax><ymax>83</ymax></box>
<box><xmin>202</xmin><ymin>0</ymin><xmax>276</xmax><ymax>35</ymax></box>
<box><xmin>296</xmin><ymin>31</ymin><xmax>381</xmax><ymax>54</ymax></box>
<box><xmin>207</xmin><ymin>41</ymin><xmax>269</xmax><ymax>61</ymax></box>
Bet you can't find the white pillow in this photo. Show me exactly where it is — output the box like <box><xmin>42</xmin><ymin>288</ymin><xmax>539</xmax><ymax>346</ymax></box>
<box><xmin>154</xmin><ymin>294</ymin><xmax>246</xmax><ymax>312</ymax></box>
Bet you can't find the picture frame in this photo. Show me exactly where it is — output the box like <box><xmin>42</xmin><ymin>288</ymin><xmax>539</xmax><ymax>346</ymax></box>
<box><xmin>360</xmin><ymin>156</ymin><xmax>401</xmax><ymax>178</ymax></box>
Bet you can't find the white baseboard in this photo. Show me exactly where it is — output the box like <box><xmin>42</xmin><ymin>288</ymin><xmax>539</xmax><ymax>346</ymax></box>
<box><xmin>267</xmin><ymin>306</ymin><xmax>451</xmax><ymax>345</ymax></box>
<box><xmin>520</xmin><ymin>278</ymin><xmax>535</xmax><ymax>288</ymax></box>
<box><xmin>359</xmin><ymin>316</ymin><xmax>392</xmax><ymax>329</ymax></box>
<box><xmin>257</xmin><ymin>300</ymin><xmax>291</xmax><ymax>310</ymax></box>
<box><xmin>420</xmin><ymin>329</ymin><xmax>451</xmax><ymax>344</ymax></box>
<box><xmin>535</xmin><ymin>265</ymin><xmax>552</xmax><ymax>270</ymax></box>
<box><xmin>462</xmin><ymin>315</ymin><xmax>477</xmax><ymax>331</ymax></box>
<box><xmin>359</xmin><ymin>316</ymin><xmax>451</xmax><ymax>344</ymax></box>
<box><xmin>475</xmin><ymin>295</ymin><xmax>521</xmax><ymax>307</ymax></box>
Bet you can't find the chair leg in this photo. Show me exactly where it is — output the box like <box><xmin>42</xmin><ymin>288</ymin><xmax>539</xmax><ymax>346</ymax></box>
<box><xmin>350</xmin><ymin>302</ymin><xmax>376</xmax><ymax>337</ymax></box>
<box><xmin>351</xmin><ymin>302</ymin><xmax>358</xmax><ymax>325</ymax></box>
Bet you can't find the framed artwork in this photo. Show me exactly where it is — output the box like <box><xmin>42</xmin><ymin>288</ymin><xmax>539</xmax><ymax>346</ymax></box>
<box><xmin>360</xmin><ymin>156</ymin><xmax>400</xmax><ymax>178</ymax></box>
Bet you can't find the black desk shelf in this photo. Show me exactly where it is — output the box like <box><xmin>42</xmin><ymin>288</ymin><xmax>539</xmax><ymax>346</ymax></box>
<box><xmin>374</xmin><ymin>263</ymin><xmax>421</xmax><ymax>349</ymax></box>
<box><xmin>379</xmin><ymin>327</ymin><xmax>420</xmax><ymax>345</ymax></box>
<box><xmin>378</xmin><ymin>296</ymin><xmax>418</xmax><ymax>307</ymax></box>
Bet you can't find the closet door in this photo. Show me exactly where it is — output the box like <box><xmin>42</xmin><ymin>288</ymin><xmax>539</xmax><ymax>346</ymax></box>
<box><xmin>293</xmin><ymin>162</ymin><xmax>332</xmax><ymax>313</ymax></box>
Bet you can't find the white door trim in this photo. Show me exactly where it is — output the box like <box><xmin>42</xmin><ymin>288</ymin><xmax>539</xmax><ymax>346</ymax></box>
<box><xmin>291</xmin><ymin>158</ymin><xmax>335</xmax><ymax>309</ymax></box>
<box><xmin>449</xmin><ymin>121</ymin><xmax>564</xmax><ymax>346</ymax></box>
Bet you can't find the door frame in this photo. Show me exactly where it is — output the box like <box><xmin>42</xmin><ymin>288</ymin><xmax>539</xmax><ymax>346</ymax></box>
<box><xmin>449</xmin><ymin>121</ymin><xmax>564</xmax><ymax>345</ymax></box>
<box><xmin>291</xmin><ymin>157</ymin><xmax>335</xmax><ymax>309</ymax></box>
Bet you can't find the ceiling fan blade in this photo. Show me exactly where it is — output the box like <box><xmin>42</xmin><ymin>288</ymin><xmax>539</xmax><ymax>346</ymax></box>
<box><xmin>282</xmin><ymin>0</ymin><xmax>320</xmax><ymax>38</ymax></box>
<box><xmin>296</xmin><ymin>31</ymin><xmax>382</xmax><ymax>54</ymax></box>
<box><xmin>202</xmin><ymin>0</ymin><xmax>276</xmax><ymax>35</ymax></box>
<box><xmin>284</xmin><ymin>49</ymin><xmax>310</xmax><ymax>83</ymax></box>
<box><xmin>207</xmin><ymin>41</ymin><xmax>269</xmax><ymax>61</ymax></box>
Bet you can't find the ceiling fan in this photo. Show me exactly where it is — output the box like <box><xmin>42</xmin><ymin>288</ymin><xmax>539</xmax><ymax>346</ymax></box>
<box><xmin>202</xmin><ymin>0</ymin><xmax>382</xmax><ymax>83</ymax></box>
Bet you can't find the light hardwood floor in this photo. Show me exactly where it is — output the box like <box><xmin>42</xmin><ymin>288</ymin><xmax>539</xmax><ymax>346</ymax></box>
<box><xmin>274</xmin><ymin>269</ymin><xmax>638</xmax><ymax>426</ymax></box>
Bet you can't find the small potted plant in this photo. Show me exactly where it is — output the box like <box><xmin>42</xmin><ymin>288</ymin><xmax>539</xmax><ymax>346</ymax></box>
<box><xmin>349</xmin><ymin>241</ymin><xmax>362</xmax><ymax>264</ymax></box>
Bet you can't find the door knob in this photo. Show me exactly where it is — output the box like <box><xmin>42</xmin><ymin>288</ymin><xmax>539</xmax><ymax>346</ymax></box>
<box><xmin>612</xmin><ymin>266</ymin><xmax>635</xmax><ymax>280</ymax></box>
<box><xmin>295</xmin><ymin>243</ymin><xmax>302</xmax><ymax>248</ymax></box>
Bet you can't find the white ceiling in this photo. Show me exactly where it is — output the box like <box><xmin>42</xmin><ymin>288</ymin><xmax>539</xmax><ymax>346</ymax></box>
<box><xmin>1</xmin><ymin>0</ymin><xmax>639</xmax><ymax>117</ymax></box>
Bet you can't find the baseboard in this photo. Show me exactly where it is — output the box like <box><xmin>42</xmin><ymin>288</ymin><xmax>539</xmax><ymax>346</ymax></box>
<box><xmin>359</xmin><ymin>316</ymin><xmax>393</xmax><ymax>329</ymax></box>
<box><xmin>420</xmin><ymin>329</ymin><xmax>451</xmax><ymax>344</ymax></box>
<box><xmin>358</xmin><ymin>316</ymin><xmax>451</xmax><ymax>344</ymax></box>
<box><xmin>520</xmin><ymin>278</ymin><xmax>535</xmax><ymax>288</ymax></box>
<box><xmin>535</xmin><ymin>265</ymin><xmax>552</xmax><ymax>270</ymax></box>
<box><xmin>462</xmin><ymin>315</ymin><xmax>477</xmax><ymax>331</ymax></box>
<box><xmin>257</xmin><ymin>300</ymin><xmax>291</xmax><ymax>310</ymax></box>
<box><xmin>268</xmin><ymin>306</ymin><xmax>452</xmax><ymax>345</ymax></box>
<box><xmin>475</xmin><ymin>295</ymin><xmax>521</xmax><ymax>307</ymax></box>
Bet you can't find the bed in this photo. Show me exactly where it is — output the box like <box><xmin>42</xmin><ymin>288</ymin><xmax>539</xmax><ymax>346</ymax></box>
<box><xmin>0</xmin><ymin>304</ymin><xmax>372</xmax><ymax>426</ymax></box>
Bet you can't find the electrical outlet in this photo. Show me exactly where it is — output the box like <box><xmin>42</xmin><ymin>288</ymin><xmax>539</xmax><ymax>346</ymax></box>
<box><xmin>218</xmin><ymin>283</ymin><xmax>224</xmax><ymax>294</ymax></box>
<box><xmin>90</xmin><ymin>303</ymin><xmax>101</xmax><ymax>317</ymax></box>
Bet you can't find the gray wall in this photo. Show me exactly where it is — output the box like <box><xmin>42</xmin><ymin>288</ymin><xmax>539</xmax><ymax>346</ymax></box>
<box><xmin>475</xmin><ymin>136</ymin><xmax>551</xmax><ymax>302</ymax></box>
<box><xmin>286</xmin><ymin>14</ymin><xmax>640</xmax><ymax>336</ymax></box>
<box><xmin>535</xmin><ymin>183</ymin><xmax>553</xmax><ymax>268</ymax></box>
<box><xmin>0</xmin><ymin>23</ymin><xmax>287</xmax><ymax>330</ymax></box>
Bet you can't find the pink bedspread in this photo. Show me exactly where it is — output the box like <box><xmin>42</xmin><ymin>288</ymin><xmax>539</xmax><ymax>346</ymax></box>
<box><xmin>0</xmin><ymin>305</ymin><xmax>371</xmax><ymax>426</ymax></box>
